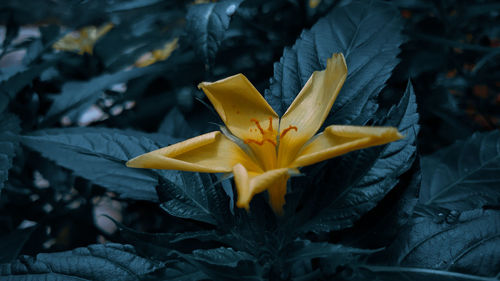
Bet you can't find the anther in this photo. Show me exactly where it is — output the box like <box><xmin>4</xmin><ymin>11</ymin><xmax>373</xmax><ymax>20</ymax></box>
<box><xmin>245</xmin><ymin>117</ymin><xmax>277</xmax><ymax>146</ymax></box>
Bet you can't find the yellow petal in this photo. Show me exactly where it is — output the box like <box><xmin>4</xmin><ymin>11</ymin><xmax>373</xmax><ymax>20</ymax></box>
<box><xmin>198</xmin><ymin>74</ymin><xmax>279</xmax><ymax>142</ymax></box>
<box><xmin>127</xmin><ymin>131</ymin><xmax>261</xmax><ymax>173</ymax></box>
<box><xmin>278</xmin><ymin>53</ymin><xmax>347</xmax><ymax>167</ymax></box>
<box><xmin>233</xmin><ymin>164</ymin><xmax>290</xmax><ymax>214</ymax></box>
<box><xmin>291</xmin><ymin>125</ymin><xmax>403</xmax><ymax>167</ymax></box>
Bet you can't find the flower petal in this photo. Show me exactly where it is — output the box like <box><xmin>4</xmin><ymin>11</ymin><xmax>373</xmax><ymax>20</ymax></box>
<box><xmin>233</xmin><ymin>164</ymin><xmax>290</xmax><ymax>214</ymax></box>
<box><xmin>278</xmin><ymin>53</ymin><xmax>347</xmax><ymax>167</ymax></box>
<box><xmin>198</xmin><ymin>74</ymin><xmax>279</xmax><ymax>141</ymax></box>
<box><xmin>127</xmin><ymin>131</ymin><xmax>261</xmax><ymax>173</ymax></box>
<box><xmin>291</xmin><ymin>125</ymin><xmax>403</xmax><ymax>167</ymax></box>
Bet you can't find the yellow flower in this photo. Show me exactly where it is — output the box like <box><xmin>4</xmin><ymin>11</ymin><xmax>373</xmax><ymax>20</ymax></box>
<box><xmin>126</xmin><ymin>53</ymin><xmax>402</xmax><ymax>214</ymax></box>
<box><xmin>134</xmin><ymin>38</ymin><xmax>179</xmax><ymax>68</ymax></box>
<box><xmin>53</xmin><ymin>23</ymin><xmax>114</xmax><ymax>55</ymax></box>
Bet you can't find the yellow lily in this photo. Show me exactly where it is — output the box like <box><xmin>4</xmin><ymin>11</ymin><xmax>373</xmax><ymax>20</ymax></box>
<box><xmin>53</xmin><ymin>23</ymin><xmax>114</xmax><ymax>55</ymax></box>
<box><xmin>127</xmin><ymin>53</ymin><xmax>402</xmax><ymax>214</ymax></box>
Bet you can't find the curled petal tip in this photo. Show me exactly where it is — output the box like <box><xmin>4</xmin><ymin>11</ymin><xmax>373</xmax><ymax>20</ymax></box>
<box><xmin>125</xmin><ymin>157</ymin><xmax>142</xmax><ymax>168</ymax></box>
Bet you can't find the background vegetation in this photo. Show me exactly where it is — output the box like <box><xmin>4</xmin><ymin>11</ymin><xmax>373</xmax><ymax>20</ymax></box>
<box><xmin>0</xmin><ymin>0</ymin><xmax>499</xmax><ymax>280</ymax></box>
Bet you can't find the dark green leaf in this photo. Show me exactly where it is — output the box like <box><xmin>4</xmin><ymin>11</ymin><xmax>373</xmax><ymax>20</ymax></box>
<box><xmin>284</xmin><ymin>239</ymin><xmax>374</xmax><ymax>266</ymax></box>
<box><xmin>0</xmin><ymin>243</ymin><xmax>163</xmax><ymax>281</ymax></box>
<box><xmin>105</xmin><ymin>0</ymin><xmax>165</xmax><ymax>12</ymax></box>
<box><xmin>192</xmin><ymin>247</ymin><xmax>256</xmax><ymax>267</ymax></box>
<box><xmin>0</xmin><ymin>113</ymin><xmax>20</xmax><ymax>194</ymax></box>
<box><xmin>420</xmin><ymin>131</ymin><xmax>500</xmax><ymax>210</ymax></box>
<box><xmin>158</xmin><ymin>260</ymin><xmax>208</xmax><ymax>281</ymax></box>
<box><xmin>180</xmin><ymin>247</ymin><xmax>259</xmax><ymax>281</ymax></box>
<box><xmin>158</xmin><ymin>173</ymin><xmax>230</xmax><ymax>225</ymax></box>
<box><xmin>1</xmin><ymin>17</ymin><xmax>19</xmax><ymax>51</ymax></box>
<box><xmin>265</xmin><ymin>0</ymin><xmax>403</xmax><ymax>122</ymax></box>
<box><xmin>297</xmin><ymin>81</ymin><xmax>419</xmax><ymax>233</ymax></box>
<box><xmin>376</xmin><ymin>209</ymin><xmax>500</xmax><ymax>278</ymax></box>
<box><xmin>0</xmin><ymin>226</ymin><xmax>36</xmax><ymax>263</ymax></box>
<box><xmin>158</xmin><ymin>107</ymin><xmax>194</xmax><ymax>138</ymax></box>
<box><xmin>346</xmin><ymin>265</ymin><xmax>499</xmax><ymax>281</ymax></box>
<box><xmin>46</xmin><ymin>65</ymin><xmax>162</xmax><ymax>122</ymax></box>
<box><xmin>0</xmin><ymin>63</ymin><xmax>50</xmax><ymax>102</ymax></box>
<box><xmin>21</xmin><ymin>127</ymin><xmax>178</xmax><ymax>201</ymax></box>
<box><xmin>186</xmin><ymin>0</ymin><xmax>243</xmax><ymax>65</ymax></box>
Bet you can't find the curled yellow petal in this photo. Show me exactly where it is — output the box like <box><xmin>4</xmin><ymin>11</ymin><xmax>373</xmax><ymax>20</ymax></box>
<box><xmin>278</xmin><ymin>53</ymin><xmax>347</xmax><ymax>167</ymax></box>
<box><xmin>233</xmin><ymin>164</ymin><xmax>290</xmax><ymax>214</ymax></box>
<box><xmin>198</xmin><ymin>74</ymin><xmax>278</xmax><ymax>142</ymax></box>
<box><xmin>127</xmin><ymin>131</ymin><xmax>261</xmax><ymax>173</ymax></box>
<box><xmin>291</xmin><ymin>125</ymin><xmax>403</xmax><ymax>167</ymax></box>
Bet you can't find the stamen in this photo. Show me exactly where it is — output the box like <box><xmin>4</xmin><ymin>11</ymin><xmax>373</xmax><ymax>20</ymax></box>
<box><xmin>280</xmin><ymin>125</ymin><xmax>298</xmax><ymax>138</ymax></box>
<box><xmin>245</xmin><ymin>117</ymin><xmax>278</xmax><ymax>146</ymax></box>
<box><xmin>250</xmin><ymin>118</ymin><xmax>265</xmax><ymax>135</ymax></box>
<box><xmin>267</xmin><ymin>116</ymin><xmax>273</xmax><ymax>131</ymax></box>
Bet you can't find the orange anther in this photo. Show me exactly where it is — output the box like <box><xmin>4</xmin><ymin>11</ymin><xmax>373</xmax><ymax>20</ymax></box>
<box><xmin>245</xmin><ymin>117</ymin><xmax>278</xmax><ymax>146</ymax></box>
<box><xmin>280</xmin><ymin>125</ymin><xmax>298</xmax><ymax>138</ymax></box>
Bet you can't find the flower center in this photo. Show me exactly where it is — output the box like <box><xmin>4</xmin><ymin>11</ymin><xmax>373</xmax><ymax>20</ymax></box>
<box><xmin>244</xmin><ymin>117</ymin><xmax>297</xmax><ymax>147</ymax></box>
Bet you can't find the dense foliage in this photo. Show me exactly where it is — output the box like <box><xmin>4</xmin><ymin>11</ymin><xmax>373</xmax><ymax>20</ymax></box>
<box><xmin>0</xmin><ymin>0</ymin><xmax>499</xmax><ymax>280</ymax></box>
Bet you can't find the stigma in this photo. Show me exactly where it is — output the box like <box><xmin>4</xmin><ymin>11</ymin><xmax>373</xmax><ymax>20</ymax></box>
<box><xmin>244</xmin><ymin>117</ymin><xmax>297</xmax><ymax>146</ymax></box>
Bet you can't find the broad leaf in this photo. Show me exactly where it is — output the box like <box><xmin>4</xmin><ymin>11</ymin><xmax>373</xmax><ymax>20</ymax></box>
<box><xmin>0</xmin><ymin>63</ymin><xmax>50</xmax><ymax>102</ymax></box>
<box><xmin>0</xmin><ymin>243</ymin><xmax>163</xmax><ymax>281</ymax></box>
<box><xmin>265</xmin><ymin>0</ymin><xmax>403</xmax><ymax>122</ymax></box>
<box><xmin>46</xmin><ymin>65</ymin><xmax>162</xmax><ymax>122</ymax></box>
<box><xmin>284</xmin><ymin>239</ymin><xmax>374</xmax><ymax>266</ymax></box>
<box><xmin>377</xmin><ymin>209</ymin><xmax>500</xmax><ymax>278</ymax></box>
<box><xmin>0</xmin><ymin>226</ymin><xmax>36</xmax><ymax>263</ymax></box>
<box><xmin>158</xmin><ymin>107</ymin><xmax>194</xmax><ymax>138</ymax></box>
<box><xmin>0</xmin><ymin>113</ymin><xmax>20</xmax><ymax>194</ymax></box>
<box><xmin>180</xmin><ymin>247</ymin><xmax>259</xmax><ymax>281</ymax></box>
<box><xmin>157</xmin><ymin>173</ymin><xmax>230</xmax><ymax>225</ymax></box>
<box><xmin>21</xmin><ymin>127</ymin><xmax>178</xmax><ymax>201</ymax></box>
<box><xmin>192</xmin><ymin>247</ymin><xmax>256</xmax><ymax>267</ymax></box>
<box><xmin>420</xmin><ymin>131</ymin><xmax>500</xmax><ymax>210</ymax></box>
<box><xmin>346</xmin><ymin>265</ymin><xmax>500</xmax><ymax>281</ymax></box>
<box><xmin>158</xmin><ymin>260</ymin><xmax>208</xmax><ymax>281</ymax></box>
<box><xmin>297</xmin><ymin>81</ymin><xmax>419</xmax><ymax>233</ymax></box>
<box><xmin>186</xmin><ymin>0</ymin><xmax>243</xmax><ymax>65</ymax></box>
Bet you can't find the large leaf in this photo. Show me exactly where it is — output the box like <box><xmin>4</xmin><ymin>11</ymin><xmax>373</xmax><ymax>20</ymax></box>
<box><xmin>265</xmin><ymin>0</ymin><xmax>403</xmax><ymax>122</ymax></box>
<box><xmin>46</xmin><ymin>65</ymin><xmax>162</xmax><ymax>122</ymax></box>
<box><xmin>0</xmin><ymin>112</ymin><xmax>20</xmax><ymax>195</ymax></box>
<box><xmin>376</xmin><ymin>209</ymin><xmax>500</xmax><ymax>278</ymax></box>
<box><xmin>0</xmin><ymin>226</ymin><xmax>36</xmax><ymax>263</ymax></box>
<box><xmin>180</xmin><ymin>247</ymin><xmax>259</xmax><ymax>281</ymax></box>
<box><xmin>296</xmin><ymin>81</ymin><xmax>419</xmax><ymax>233</ymax></box>
<box><xmin>21</xmin><ymin>127</ymin><xmax>178</xmax><ymax>201</ymax></box>
<box><xmin>157</xmin><ymin>173</ymin><xmax>230</xmax><ymax>225</ymax></box>
<box><xmin>186</xmin><ymin>0</ymin><xmax>243</xmax><ymax>65</ymax></box>
<box><xmin>284</xmin><ymin>239</ymin><xmax>374</xmax><ymax>266</ymax></box>
<box><xmin>283</xmin><ymin>239</ymin><xmax>377</xmax><ymax>279</ymax></box>
<box><xmin>0</xmin><ymin>243</ymin><xmax>163</xmax><ymax>280</ymax></box>
<box><xmin>191</xmin><ymin>247</ymin><xmax>256</xmax><ymax>267</ymax></box>
<box><xmin>345</xmin><ymin>265</ymin><xmax>500</xmax><ymax>281</ymax></box>
<box><xmin>158</xmin><ymin>107</ymin><xmax>194</xmax><ymax>138</ymax></box>
<box><xmin>420</xmin><ymin>131</ymin><xmax>500</xmax><ymax>210</ymax></box>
